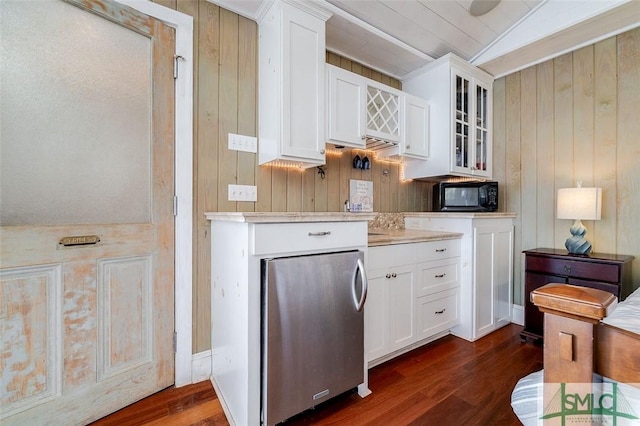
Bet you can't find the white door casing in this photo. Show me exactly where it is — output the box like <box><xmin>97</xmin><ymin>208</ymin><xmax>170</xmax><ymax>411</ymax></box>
<box><xmin>114</xmin><ymin>0</ymin><xmax>194</xmax><ymax>389</ymax></box>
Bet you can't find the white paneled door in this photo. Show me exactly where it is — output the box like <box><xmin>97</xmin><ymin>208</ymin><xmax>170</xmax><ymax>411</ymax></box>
<box><xmin>0</xmin><ymin>0</ymin><xmax>175</xmax><ymax>424</ymax></box>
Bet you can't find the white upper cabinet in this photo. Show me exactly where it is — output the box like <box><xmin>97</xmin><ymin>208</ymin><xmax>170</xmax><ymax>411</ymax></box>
<box><xmin>401</xmin><ymin>94</ymin><xmax>430</xmax><ymax>159</ymax></box>
<box><xmin>326</xmin><ymin>64</ymin><xmax>429</xmax><ymax>159</ymax></box>
<box><xmin>326</xmin><ymin>65</ymin><xmax>367</xmax><ymax>148</ymax></box>
<box><xmin>402</xmin><ymin>54</ymin><xmax>493</xmax><ymax>179</ymax></box>
<box><xmin>258</xmin><ymin>0</ymin><xmax>331</xmax><ymax>169</ymax></box>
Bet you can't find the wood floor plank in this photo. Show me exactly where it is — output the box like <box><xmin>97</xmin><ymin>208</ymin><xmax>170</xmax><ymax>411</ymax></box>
<box><xmin>92</xmin><ymin>324</ymin><xmax>541</xmax><ymax>425</ymax></box>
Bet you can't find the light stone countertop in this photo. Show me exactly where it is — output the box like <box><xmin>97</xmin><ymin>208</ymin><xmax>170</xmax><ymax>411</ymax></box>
<box><xmin>368</xmin><ymin>228</ymin><xmax>462</xmax><ymax>247</ymax></box>
<box><xmin>404</xmin><ymin>212</ymin><xmax>517</xmax><ymax>219</ymax></box>
<box><xmin>205</xmin><ymin>212</ymin><xmax>376</xmax><ymax>223</ymax></box>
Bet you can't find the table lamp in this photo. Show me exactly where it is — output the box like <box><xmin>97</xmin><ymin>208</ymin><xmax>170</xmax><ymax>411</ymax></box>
<box><xmin>557</xmin><ymin>184</ymin><xmax>602</xmax><ymax>255</ymax></box>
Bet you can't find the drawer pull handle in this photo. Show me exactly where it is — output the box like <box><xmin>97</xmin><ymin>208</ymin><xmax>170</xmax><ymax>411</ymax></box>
<box><xmin>308</xmin><ymin>231</ymin><xmax>331</xmax><ymax>237</ymax></box>
<box><xmin>435</xmin><ymin>273</ymin><xmax>446</xmax><ymax>278</ymax></box>
<box><xmin>435</xmin><ymin>308</ymin><xmax>446</xmax><ymax>314</ymax></box>
<box><xmin>564</xmin><ymin>265</ymin><xmax>571</xmax><ymax>273</ymax></box>
<box><xmin>435</xmin><ymin>248</ymin><xmax>447</xmax><ymax>252</ymax></box>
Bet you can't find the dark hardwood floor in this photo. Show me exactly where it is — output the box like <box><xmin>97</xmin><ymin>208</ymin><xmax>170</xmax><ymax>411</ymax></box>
<box><xmin>92</xmin><ymin>324</ymin><xmax>542</xmax><ymax>425</ymax></box>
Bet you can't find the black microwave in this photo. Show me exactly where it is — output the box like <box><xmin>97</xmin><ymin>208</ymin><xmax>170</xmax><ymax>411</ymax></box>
<box><xmin>433</xmin><ymin>181</ymin><xmax>498</xmax><ymax>212</ymax></box>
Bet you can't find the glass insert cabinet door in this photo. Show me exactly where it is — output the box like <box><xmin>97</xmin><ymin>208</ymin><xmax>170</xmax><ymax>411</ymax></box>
<box><xmin>452</xmin><ymin>71</ymin><xmax>490</xmax><ymax>175</ymax></box>
<box><xmin>475</xmin><ymin>84</ymin><xmax>489</xmax><ymax>173</ymax></box>
<box><xmin>454</xmin><ymin>74</ymin><xmax>470</xmax><ymax>169</ymax></box>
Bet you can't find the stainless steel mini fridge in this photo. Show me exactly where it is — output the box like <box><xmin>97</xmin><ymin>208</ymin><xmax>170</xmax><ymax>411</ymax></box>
<box><xmin>261</xmin><ymin>250</ymin><xmax>367</xmax><ymax>426</ymax></box>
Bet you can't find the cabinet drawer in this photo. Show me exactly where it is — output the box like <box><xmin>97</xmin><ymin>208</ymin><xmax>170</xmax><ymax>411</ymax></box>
<box><xmin>368</xmin><ymin>243</ymin><xmax>417</xmax><ymax>268</ymax></box>
<box><xmin>253</xmin><ymin>222</ymin><xmax>366</xmax><ymax>255</ymax></box>
<box><xmin>417</xmin><ymin>258</ymin><xmax>459</xmax><ymax>297</ymax></box>
<box><xmin>416</xmin><ymin>239</ymin><xmax>461</xmax><ymax>263</ymax></box>
<box><xmin>416</xmin><ymin>288</ymin><xmax>459</xmax><ymax>340</ymax></box>
<box><xmin>525</xmin><ymin>256</ymin><xmax>620</xmax><ymax>283</ymax></box>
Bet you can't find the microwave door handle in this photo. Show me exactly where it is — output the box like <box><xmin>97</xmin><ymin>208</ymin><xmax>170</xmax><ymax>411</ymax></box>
<box><xmin>352</xmin><ymin>258</ymin><xmax>368</xmax><ymax>312</ymax></box>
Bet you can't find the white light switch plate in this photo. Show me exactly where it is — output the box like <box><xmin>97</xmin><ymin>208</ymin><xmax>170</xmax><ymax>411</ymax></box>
<box><xmin>228</xmin><ymin>184</ymin><xmax>257</xmax><ymax>202</ymax></box>
<box><xmin>228</xmin><ymin>133</ymin><xmax>257</xmax><ymax>153</ymax></box>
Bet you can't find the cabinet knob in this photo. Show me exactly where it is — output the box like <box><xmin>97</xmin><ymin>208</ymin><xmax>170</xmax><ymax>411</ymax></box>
<box><xmin>361</xmin><ymin>135</ymin><xmax>366</xmax><ymax>140</ymax></box>
<box><xmin>391</xmin><ymin>272</ymin><xmax>397</xmax><ymax>278</ymax></box>
<box><xmin>406</xmin><ymin>144</ymin><xmax>411</xmax><ymax>149</ymax></box>
<box><xmin>564</xmin><ymin>265</ymin><xmax>571</xmax><ymax>273</ymax></box>
<box><xmin>386</xmin><ymin>273</ymin><xmax>391</xmax><ymax>279</ymax></box>
<box><xmin>320</xmin><ymin>149</ymin><xmax>325</xmax><ymax>155</ymax></box>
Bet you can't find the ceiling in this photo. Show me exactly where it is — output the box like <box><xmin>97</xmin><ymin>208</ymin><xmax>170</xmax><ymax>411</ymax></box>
<box><xmin>208</xmin><ymin>0</ymin><xmax>640</xmax><ymax>80</ymax></box>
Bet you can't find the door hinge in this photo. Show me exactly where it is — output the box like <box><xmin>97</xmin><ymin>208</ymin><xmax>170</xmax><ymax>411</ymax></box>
<box><xmin>173</xmin><ymin>195</ymin><xmax>178</xmax><ymax>216</ymax></box>
<box><xmin>174</xmin><ymin>55</ymin><xmax>184</xmax><ymax>80</ymax></box>
<box><xmin>173</xmin><ymin>331</ymin><xmax>177</xmax><ymax>353</ymax></box>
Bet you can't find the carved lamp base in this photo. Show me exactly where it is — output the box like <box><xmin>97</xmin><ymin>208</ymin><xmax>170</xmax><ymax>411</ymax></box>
<box><xmin>565</xmin><ymin>219</ymin><xmax>592</xmax><ymax>255</ymax></box>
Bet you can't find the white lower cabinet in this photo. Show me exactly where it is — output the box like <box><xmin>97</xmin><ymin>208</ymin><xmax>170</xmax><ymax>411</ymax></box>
<box><xmin>405</xmin><ymin>214</ymin><xmax>515</xmax><ymax>341</ymax></box>
<box><xmin>365</xmin><ymin>239</ymin><xmax>461</xmax><ymax>365</ymax></box>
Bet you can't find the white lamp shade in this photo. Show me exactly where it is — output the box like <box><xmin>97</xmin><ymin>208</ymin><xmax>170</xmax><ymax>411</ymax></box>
<box><xmin>557</xmin><ymin>187</ymin><xmax>602</xmax><ymax>220</ymax></box>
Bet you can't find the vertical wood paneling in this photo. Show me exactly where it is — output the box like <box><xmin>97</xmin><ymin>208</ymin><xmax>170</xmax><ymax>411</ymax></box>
<box><xmin>286</xmin><ymin>170</ymin><xmax>302</xmax><ymax>212</ymax></box>
<box><xmin>389</xmin><ymin>164</ymin><xmax>399</xmax><ymax>212</ymax></box>
<box><xmin>573</xmin><ymin>47</ymin><xmax>597</xmax><ymax>247</ymax></box>
<box><xmin>314</xmin><ymin>164</ymin><xmax>328</xmax><ymax>211</ymax></box>
<box><xmin>237</xmin><ymin>17</ymin><xmax>257</xmax><ymax>213</ymax></box>
<box><xmin>217</xmin><ymin>10</ymin><xmax>239</xmax><ymax>212</ymax></box>
<box><xmin>519</xmin><ymin>67</ymin><xmax>537</xmax><ymax>253</ymax></box>
<box><xmin>372</xmin><ymin>159</ymin><xmax>382</xmax><ymax>212</ymax></box>
<box><xmin>339</xmin><ymin>150</ymin><xmax>352</xmax><ymax>208</ymax></box>
<box><xmin>271</xmin><ymin>168</ymin><xmax>287</xmax><ymax>211</ymax></box>
<box><xmin>181</xmin><ymin>4</ymin><xmax>464</xmax><ymax>351</ymax></box>
<box><xmin>397</xmin><ymin>178</ymin><xmax>409</xmax><ymax>212</ymax></box>
<box><xmin>196</xmin><ymin>2</ymin><xmax>219</xmax><ymax>220</ymax></box>
<box><xmin>616</xmin><ymin>28</ymin><xmax>640</xmax><ymax>280</ymax></box>
<box><xmin>504</xmin><ymin>73</ymin><xmax>522</xmax><ymax>304</ymax></box>
<box><xmin>497</xmin><ymin>27</ymin><xmax>640</xmax><ymax>307</ymax></box>
<box><xmin>302</xmin><ymin>168</ymin><xmax>315</xmax><ymax>212</ymax></box>
<box><xmin>553</xmin><ymin>53</ymin><xmax>574</xmax><ymax>250</ymax></box>
<box><xmin>193</xmin><ymin>2</ymin><xmax>219</xmax><ymax>353</ymax></box>
<box><xmin>492</xmin><ymin>78</ymin><xmax>506</xmax><ymax>213</ymax></box>
<box><xmin>573</xmin><ymin>46</ymin><xmax>595</xmax><ymax>187</ymax></box>
<box><xmin>326</xmin><ymin>154</ymin><xmax>342</xmax><ymax>211</ymax></box>
<box><xmin>593</xmin><ymin>38</ymin><xmax>617</xmax><ymax>253</ymax></box>
<box><xmin>536</xmin><ymin>61</ymin><xmax>555</xmax><ymax>248</ymax></box>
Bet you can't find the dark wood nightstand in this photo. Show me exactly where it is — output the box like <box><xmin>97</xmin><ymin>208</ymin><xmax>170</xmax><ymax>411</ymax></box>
<box><xmin>521</xmin><ymin>248</ymin><xmax>634</xmax><ymax>342</ymax></box>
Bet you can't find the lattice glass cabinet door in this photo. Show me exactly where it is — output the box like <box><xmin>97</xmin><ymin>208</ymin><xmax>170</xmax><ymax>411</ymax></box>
<box><xmin>366</xmin><ymin>84</ymin><xmax>400</xmax><ymax>143</ymax></box>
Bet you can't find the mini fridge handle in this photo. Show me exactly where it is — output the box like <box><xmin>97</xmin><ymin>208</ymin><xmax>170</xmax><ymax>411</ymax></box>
<box><xmin>352</xmin><ymin>258</ymin><xmax>368</xmax><ymax>312</ymax></box>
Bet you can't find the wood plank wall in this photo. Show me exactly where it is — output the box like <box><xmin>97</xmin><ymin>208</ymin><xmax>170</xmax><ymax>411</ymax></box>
<box><xmin>154</xmin><ymin>1</ymin><xmax>431</xmax><ymax>352</ymax></box>
<box><xmin>493</xmin><ymin>27</ymin><xmax>640</xmax><ymax>305</ymax></box>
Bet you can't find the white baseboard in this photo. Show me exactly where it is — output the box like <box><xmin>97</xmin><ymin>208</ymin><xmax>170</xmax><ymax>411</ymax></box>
<box><xmin>511</xmin><ymin>304</ymin><xmax>524</xmax><ymax>326</ymax></box>
<box><xmin>190</xmin><ymin>309</ymin><xmax>527</xmax><ymax>384</ymax></box>
<box><xmin>191</xmin><ymin>350</ymin><xmax>211</xmax><ymax>383</ymax></box>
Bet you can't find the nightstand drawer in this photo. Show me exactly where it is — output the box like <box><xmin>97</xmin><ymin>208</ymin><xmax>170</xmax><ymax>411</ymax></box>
<box><xmin>525</xmin><ymin>256</ymin><xmax>619</xmax><ymax>283</ymax></box>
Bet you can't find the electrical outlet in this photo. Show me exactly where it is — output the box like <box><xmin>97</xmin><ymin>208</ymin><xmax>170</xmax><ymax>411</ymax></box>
<box><xmin>228</xmin><ymin>184</ymin><xmax>257</xmax><ymax>202</ymax></box>
<box><xmin>228</xmin><ymin>133</ymin><xmax>258</xmax><ymax>153</ymax></box>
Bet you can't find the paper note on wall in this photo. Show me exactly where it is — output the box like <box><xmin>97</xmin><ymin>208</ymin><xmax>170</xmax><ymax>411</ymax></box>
<box><xmin>349</xmin><ymin>179</ymin><xmax>373</xmax><ymax>212</ymax></box>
